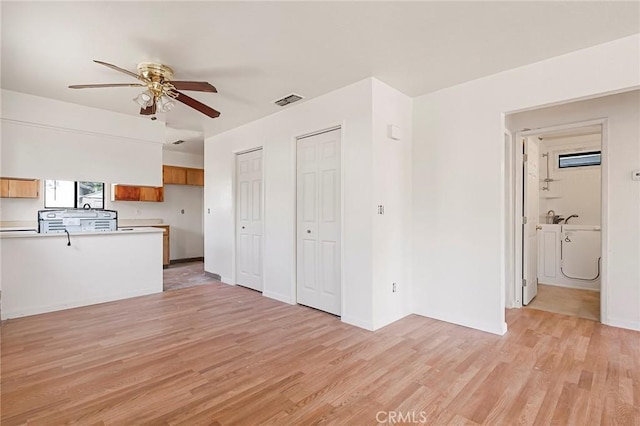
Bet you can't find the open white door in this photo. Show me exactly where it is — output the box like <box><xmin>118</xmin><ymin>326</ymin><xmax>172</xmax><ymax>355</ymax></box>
<box><xmin>235</xmin><ymin>149</ymin><xmax>263</xmax><ymax>291</ymax></box>
<box><xmin>522</xmin><ymin>137</ymin><xmax>539</xmax><ymax>305</ymax></box>
<box><xmin>296</xmin><ymin>128</ymin><xmax>341</xmax><ymax>316</ymax></box>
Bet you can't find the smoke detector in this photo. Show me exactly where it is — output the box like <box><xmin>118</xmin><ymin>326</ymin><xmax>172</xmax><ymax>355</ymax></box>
<box><xmin>274</xmin><ymin>93</ymin><xmax>304</xmax><ymax>107</ymax></box>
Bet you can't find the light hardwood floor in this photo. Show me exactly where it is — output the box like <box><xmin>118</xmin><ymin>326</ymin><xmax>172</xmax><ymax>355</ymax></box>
<box><xmin>526</xmin><ymin>283</ymin><xmax>600</xmax><ymax>321</ymax></box>
<box><xmin>2</xmin><ymin>282</ymin><xmax>639</xmax><ymax>425</ymax></box>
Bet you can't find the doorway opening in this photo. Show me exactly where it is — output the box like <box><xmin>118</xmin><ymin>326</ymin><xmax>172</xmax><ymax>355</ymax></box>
<box><xmin>511</xmin><ymin>120</ymin><xmax>604</xmax><ymax>321</ymax></box>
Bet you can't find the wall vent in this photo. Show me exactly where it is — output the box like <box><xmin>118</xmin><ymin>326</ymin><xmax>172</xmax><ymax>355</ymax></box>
<box><xmin>274</xmin><ymin>93</ymin><xmax>304</xmax><ymax>107</ymax></box>
<box><xmin>172</xmin><ymin>140</ymin><xmax>185</xmax><ymax>145</ymax></box>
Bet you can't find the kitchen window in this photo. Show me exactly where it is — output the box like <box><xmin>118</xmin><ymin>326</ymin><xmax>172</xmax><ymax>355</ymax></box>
<box><xmin>44</xmin><ymin>180</ymin><xmax>105</xmax><ymax>209</ymax></box>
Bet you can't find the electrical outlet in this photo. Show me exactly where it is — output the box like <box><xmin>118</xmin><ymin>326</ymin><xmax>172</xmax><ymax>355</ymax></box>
<box><xmin>208</xmin><ymin>208</ymin><xmax>211</xmax><ymax>214</ymax></box>
<box><xmin>377</xmin><ymin>205</ymin><xmax>385</xmax><ymax>215</ymax></box>
<box><xmin>181</xmin><ymin>209</ymin><xmax>185</xmax><ymax>214</ymax></box>
<box><xmin>392</xmin><ymin>282</ymin><xmax>397</xmax><ymax>293</ymax></box>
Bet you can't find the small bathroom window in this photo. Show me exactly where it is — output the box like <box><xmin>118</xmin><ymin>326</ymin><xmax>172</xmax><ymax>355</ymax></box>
<box><xmin>558</xmin><ymin>151</ymin><xmax>601</xmax><ymax>169</ymax></box>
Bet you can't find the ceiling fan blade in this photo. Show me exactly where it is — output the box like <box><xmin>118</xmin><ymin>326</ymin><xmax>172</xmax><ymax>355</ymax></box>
<box><xmin>170</xmin><ymin>81</ymin><xmax>217</xmax><ymax>93</ymax></box>
<box><xmin>140</xmin><ymin>102</ymin><xmax>156</xmax><ymax>116</ymax></box>
<box><xmin>93</xmin><ymin>60</ymin><xmax>145</xmax><ymax>81</ymax></box>
<box><xmin>174</xmin><ymin>91</ymin><xmax>220</xmax><ymax>118</ymax></box>
<box><xmin>69</xmin><ymin>83</ymin><xmax>146</xmax><ymax>89</ymax></box>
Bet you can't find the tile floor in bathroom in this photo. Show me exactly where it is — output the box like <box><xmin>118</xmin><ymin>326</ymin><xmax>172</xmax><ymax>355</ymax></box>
<box><xmin>525</xmin><ymin>283</ymin><xmax>600</xmax><ymax>321</ymax></box>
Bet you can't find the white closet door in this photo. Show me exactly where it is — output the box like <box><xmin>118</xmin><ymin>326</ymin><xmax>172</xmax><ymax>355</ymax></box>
<box><xmin>236</xmin><ymin>149</ymin><xmax>263</xmax><ymax>291</ymax></box>
<box><xmin>296</xmin><ymin>128</ymin><xmax>341</xmax><ymax>315</ymax></box>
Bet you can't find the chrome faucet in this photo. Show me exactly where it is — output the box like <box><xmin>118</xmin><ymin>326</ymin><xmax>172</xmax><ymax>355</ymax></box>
<box><xmin>564</xmin><ymin>214</ymin><xmax>579</xmax><ymax>224</ymax></box>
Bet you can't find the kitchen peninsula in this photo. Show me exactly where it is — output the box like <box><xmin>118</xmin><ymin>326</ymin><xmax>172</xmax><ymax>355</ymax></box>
<box><xmin>0</xmin><ymin>227</ymin><xmax>163</xmax><ymax>319</ymax></box>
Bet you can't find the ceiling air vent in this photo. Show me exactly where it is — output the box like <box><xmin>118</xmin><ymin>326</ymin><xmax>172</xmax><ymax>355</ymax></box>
<box><xmin>274</xmin><ymin>93</ymin><xmax>304</xmax><ymax>107</ymax></box>
<box><xmin>172</xmin><ymin>140</ymin><xmax>185</xmax><ymax>145</ymax></box>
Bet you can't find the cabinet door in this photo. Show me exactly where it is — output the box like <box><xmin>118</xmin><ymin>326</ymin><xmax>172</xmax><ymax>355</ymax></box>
<box><xmin>1</xmin><ymin>178</ymin><xmax>40</xmax><ymax>198</ymax></box>
<box><xmin>139</xmin><ymin>186</ymin><xmax>164</xmax><ymax>202</ymax></box>
<box><xmin>10</xmin><ymin>179</ymin><xmax>40</xmax><ymax>198</ymax></box>
<box><xmin>186</xmin><ymin>168</ymin><xmax>204</xmax><ymax>186</ymax></box>
<box><xmin>113</xmin><ymin>185</ymin><xmax>141</xmax><ymax>201</ymax></box>
<box><xmin>0</xmin><ymin>179</ymin><xmax>9</xmax><ymax>197</ymax></box>
<box><xmin>163</xmin><ymin>166</ymin><xmax>187</xmax><ymax>185</ymax></box>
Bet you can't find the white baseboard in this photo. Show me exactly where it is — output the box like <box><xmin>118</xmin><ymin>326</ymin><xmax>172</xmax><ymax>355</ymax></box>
<box><xmin>539</xmin><ymin>281</ymin><xmax>600</xmax><ymax>292</ymax></box>
<box><xmin>263</xmin><ymin>291</ymin><xmax>294</xmax><ymax>305</ymax></box>
<box><xmin>372</xmin><ymin>311</ymin><xmax>411</xmax><ymax>331</ymax></box>
<box><xmin>412</xmin><ymin>310</ymin><xmax>508</xmax><ymax>336</ymax></box>
<box><xmin>341</xmin><ymin>314</ymin><xmax>374</xmax><ymax>331</ymax></box>
<box><xmin>603</xmin><ymin>316</ymin><xmax>640</xmax><ymax>331</ymax></box>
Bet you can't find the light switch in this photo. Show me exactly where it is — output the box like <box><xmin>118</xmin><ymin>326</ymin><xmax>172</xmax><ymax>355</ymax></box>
<box><xmin>388</xmin><ymin>125</ymin><xmax>401</xmax><ymax>141</ymax></box>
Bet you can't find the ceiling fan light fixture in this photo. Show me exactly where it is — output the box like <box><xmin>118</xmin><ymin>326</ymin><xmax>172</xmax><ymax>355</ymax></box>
<box><xmin>157</xmin><ymin>95</ymin><xmax>175</xmax><ymax>113</ymax></box>
<box><xmin>133</xmin><ymin>90</ymin><xmax>154</xmax><ymax>108</ymax></box>
<box><xmin>72</xmin><ymin>60</ymin><xmax>220</xmax><ymax>119</ymax></box>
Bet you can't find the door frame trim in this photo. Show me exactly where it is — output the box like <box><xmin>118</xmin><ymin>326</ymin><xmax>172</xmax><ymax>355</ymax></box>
<box><xmin>511</xmin><ymin>119</ymin><xmax>607</xmax><ymax>320</ymax></box>
<box><xmin>292</xmin><ymin>124</ymin><xmax>345</xmax><ymax>315</ymax></box>
<box><xmin>502</xmin><ymin>129</ymin><xmax>515</xmax><ymax>308</ymax></box>
<box><xmin>233</xmin><ymin>147</ymin><xmax>265</xmax><ymax>291</ymax></box>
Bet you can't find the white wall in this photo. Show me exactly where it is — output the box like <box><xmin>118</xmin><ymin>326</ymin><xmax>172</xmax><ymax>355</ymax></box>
<box><xmin>205</xmin><ymin>79</ymin><xmax>379</xmax><ymax>328</ymax></box>
<box><xmin>163</xmin><ymin>150</ymin><xmax>205</xmax><ymax>169</ymax></box>
<box><xmin>412</xmin><ymin>34</ymin><xmax>640</xmax><ymax>334</ymax></box>
<box><xmin>508</xmin><ymin>90</ymin><xmax>640</xmax><ymax>330</ymax></box>
<box><xmin>371</xmin><ymin>79</ymin><xmax>413</xmax><ymax>328</ymax></box>
<box><xmin>0</xmin><ymin>90</ymin><xmax>164</xmax><ymax>185</ymax></box>
<box><xmin>538</xmin><ymin>134</ymin><xmax>602</xmax><ymax>225</ymax></box>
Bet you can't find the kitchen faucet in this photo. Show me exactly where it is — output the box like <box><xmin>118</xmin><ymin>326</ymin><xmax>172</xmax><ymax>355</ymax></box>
<box><xmin>564</xmin><ymin>214</ymin><xmax>579</xmax><ymax>224</ymax></box>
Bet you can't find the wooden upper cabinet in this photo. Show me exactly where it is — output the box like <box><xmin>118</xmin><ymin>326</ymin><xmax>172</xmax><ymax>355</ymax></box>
<box><xmin>113</xmin><ymin>185</ymin><xmax>163</xmax><ymax>202</ymax></box>
<box><xmin>0</xmin><ymin>179</ymin><xmax>9</xmax><ymax>198</ymax></box>
<box><xmin>0</xmin><ymin>178</ymin><xmax>40</xmax><ymax>198</ymax></box>
<box><xmin>163</xmin><ymin>165</ymin><xmax>187</xmax><ymax>185</ymax></box>
<box><xmin>113</xmin><ymin>185</ymin><xmax>140</xmax><ymax>201</ymax></box>
<box><xmin>163</xmin><ymin>165</ymin><xmax>203</xmax><ymax>186</ymax></box>
<box><xmin>186</xmin><ymin>168</ymin><xmax>204</xmax><ymax>186</ymax></box>
<box><xmin>139</xmin><ymin>186</ymin><xmax>164</xmax><ymax>202</ymax></box>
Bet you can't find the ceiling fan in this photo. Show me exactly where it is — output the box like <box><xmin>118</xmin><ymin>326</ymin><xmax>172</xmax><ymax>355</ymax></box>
<box><xmin>69</xmin><ymin>60</ymin><xmax>220</xmax><ymax>119</ymax></box>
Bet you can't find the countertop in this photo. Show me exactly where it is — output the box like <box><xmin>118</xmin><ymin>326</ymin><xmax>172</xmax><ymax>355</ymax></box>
<box><xmin>0</xmin><ymin>227</ymin><xmax>164</xmax><ymax>239</ymax></box>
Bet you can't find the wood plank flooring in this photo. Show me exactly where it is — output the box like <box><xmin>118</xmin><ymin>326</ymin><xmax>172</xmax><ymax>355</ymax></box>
<box><xmin>2</xmin><ymin>281</ymin><xmax>639</xmax><ymax>425</ymax></box>
<box><xmin>526</xmin><ymin>283</ymin><xmax>600</xmax><ymax>321</ymax></box>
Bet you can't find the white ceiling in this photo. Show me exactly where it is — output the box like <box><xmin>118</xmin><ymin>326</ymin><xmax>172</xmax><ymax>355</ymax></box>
<box><xmin>2</xmin><ymin>2</ymin><xmax>639</xmax><ymax>154</ymax></box>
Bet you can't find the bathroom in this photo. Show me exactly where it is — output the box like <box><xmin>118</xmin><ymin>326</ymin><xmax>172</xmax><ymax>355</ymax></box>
<box><xmin>530</xmin><ymin>126</ymin><xmax>602</xmax><ymax>319</ymax></box>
